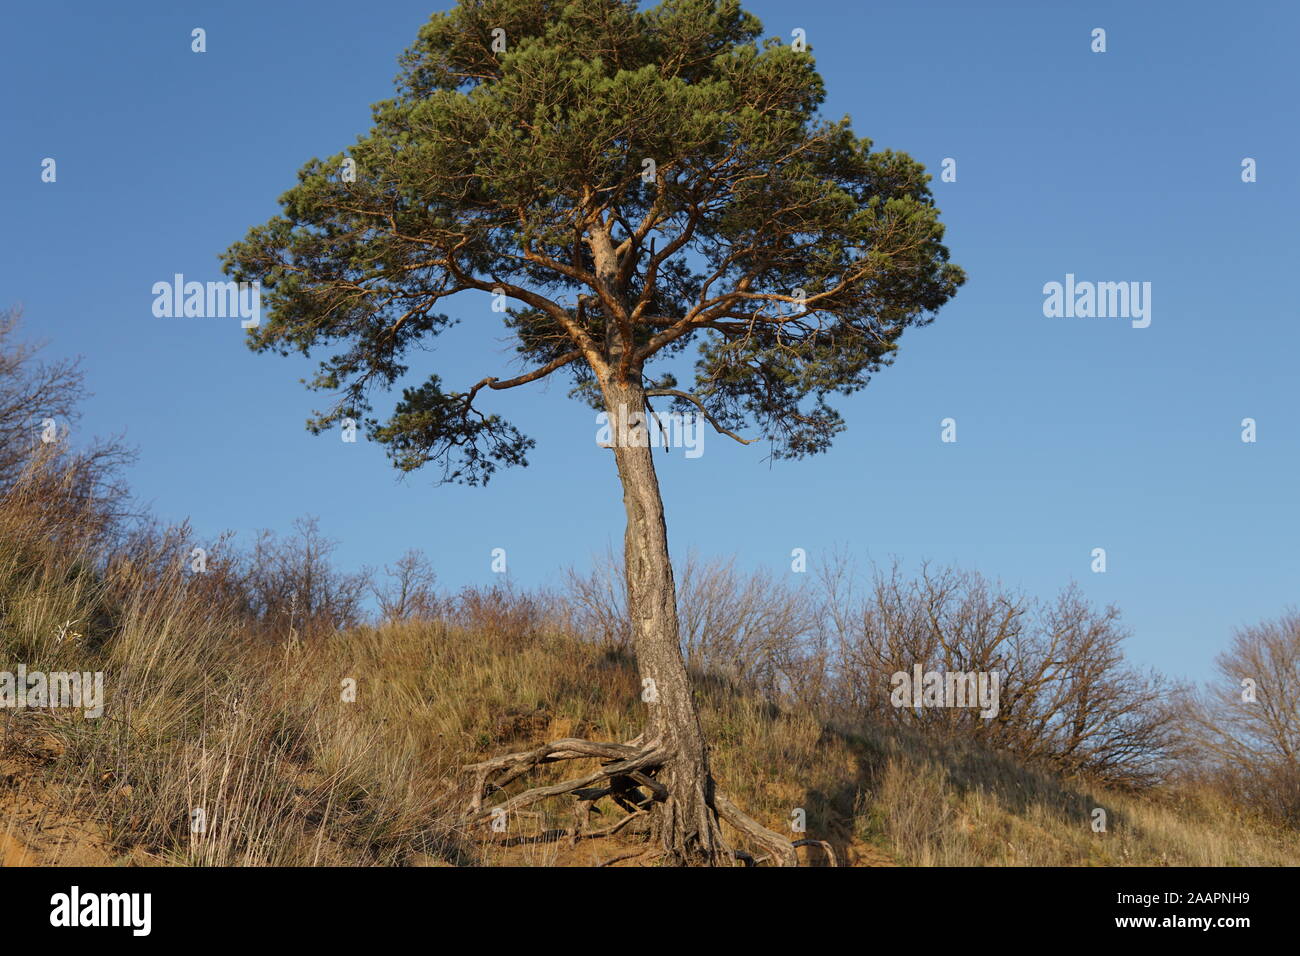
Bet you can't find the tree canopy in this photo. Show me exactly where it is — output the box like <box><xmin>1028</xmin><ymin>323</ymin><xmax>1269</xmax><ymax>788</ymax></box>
<box><xmin>223</xmin><ymin>0</ymin><xmax>964</xmax><ymax>485</ymax></box>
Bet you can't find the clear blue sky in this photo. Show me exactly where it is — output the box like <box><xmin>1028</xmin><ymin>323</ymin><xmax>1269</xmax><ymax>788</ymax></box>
<box><xmin>3</xmin><ymin>0</ymin><xmax>1297</xmax><ymax>683</ymax></box>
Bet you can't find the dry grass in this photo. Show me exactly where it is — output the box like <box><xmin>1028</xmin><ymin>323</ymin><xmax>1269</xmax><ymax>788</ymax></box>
<box><xmin>2</xmin><ymin>466</ymin><xmax>1298</xmax><ymax>867</ymax></box>
<box><xmin>852</xmin><ymin>735</ymin><xmax>1300</xmax><ymax>866</ymax></box>
<box><xmin>6</xmin><ymin>606</ymin><xmax>1298</xmax><ymax>866</ymax></box>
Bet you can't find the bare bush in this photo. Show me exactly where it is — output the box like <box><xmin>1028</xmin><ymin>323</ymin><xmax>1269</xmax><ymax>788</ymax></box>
<box><xmin>373</xmin><ymin>549</ymin><xmax>440</xmax><ymax>622</ymax></box>
<box><xmin>242</xmin><ymin>516</ymin><xmax>370</xmax><ymax>640</ymax></box>
<box><xmin>1179</xmin><ymin>610</ymin><xmax>1300</xmax><ymax>823</ymax></box>
<box><xmin>824</xmin><ymin>560</ymin><xmax>1179</xmax><ymax>787</ymax></box>
<box><xmin>0</xmin><ymin>306</ymin><xmax>86</xmax><ymax>486</ymax></box>
<box><xmin>0</xmin><ymin>316</ymin><xmax>135</xmax><ymax>553</ymax></box>
<box><xmin>565</xmin><ymin>547</ymin><xmax>631</xmax><ymax>649</ymax></box>
<box><xmin>674</xmin><ymin>550</ymin><xmax>825</xmax><ymax>702</ymax></box>
<box><xmin>567</xmin><ymin>549</ymin><xmax>826</xmax><ymax>703</ymax></box>
<box><xmin>443</xmin><ymin>581</ymin><xmax>559</xmax><ymax>640</ymax></box>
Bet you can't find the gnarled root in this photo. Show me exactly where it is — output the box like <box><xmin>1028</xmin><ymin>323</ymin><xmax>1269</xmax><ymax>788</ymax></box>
<box><xmin>714</xmin><ymin>791</ymin><xmax>799</xmax><ymax>867</ymax></box>
<box><xmin>461</xmin><ymin>736</ymin><xmax>806</xmax><ymax>866</ymax></box>
<box><xmin>462</xmin><ymin>737</ymin><xmax>652</xmax><ymax>817</ymax></box>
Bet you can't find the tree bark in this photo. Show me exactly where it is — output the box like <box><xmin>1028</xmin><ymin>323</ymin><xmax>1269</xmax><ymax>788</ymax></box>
<box><xmin>602</xmin><ymin>377</ymin><xmax>728</xmax><ymax>864</ymax></box>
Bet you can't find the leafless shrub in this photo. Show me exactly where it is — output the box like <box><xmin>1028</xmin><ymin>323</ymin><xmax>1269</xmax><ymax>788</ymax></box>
<box><xmin>565</xmin><ymin>546</ymin><xmax>631</xmax><ymax>649</ymax></box>
<box><xmin>0</xmin><ymin>306</ymin><xmax>86</xmax><ymax>486</ymax></box>
<box><xmin>567</xmin><ymin>549</ymin><xmax>827</xmax><ymax>703</ymax></box>
<box><xmin>444</xmin><ymin>581</ymin><xmax>559</xmax><ymax>640</ymax></box>
<box><xmin>0</xmin><ymin>308</ymin><xmax>135</xmax><ymax>536</ymax></box>
<box><xmin>825</xmin><ymin>560</ymin><xmax>1180</xmax><ymax>787</ymax></box>
<box><xmin>242</xmin><ymin>516</ymin><xmax>370</xmax><ymax>640</ymax></box>
<box><xmin>1179</xmin><ymin>610</ymin><xmax>1300</xmax><ymax>824</ymax></box>
<box><xmin>373</xmin><ymin>548</ymin><xmax>440</xmax><ymax>622</ymax></box>
<box><xmin>674</xmin><ymin>550</ymin><xmax>825</xmax><ymax>702</ymax></box>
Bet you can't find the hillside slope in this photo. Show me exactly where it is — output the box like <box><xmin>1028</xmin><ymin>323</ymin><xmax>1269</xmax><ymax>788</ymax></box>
<box><xmin>3</xmin><ymin>611</ymin><xmax>1297</xmax><ymax>867</ymax></box>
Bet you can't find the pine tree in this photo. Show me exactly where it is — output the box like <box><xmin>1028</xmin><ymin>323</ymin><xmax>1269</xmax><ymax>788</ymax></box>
<box><xmin>223</xmin><ymin>0</ymin><xmax>964</xmax><ymax>865</ymax></box>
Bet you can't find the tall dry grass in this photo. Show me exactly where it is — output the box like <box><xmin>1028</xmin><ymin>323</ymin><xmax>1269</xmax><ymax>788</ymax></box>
<box><xmin>2</xmin><ymin>454</ymin><xmax>1298</xmax><ymax>865</ymax></box>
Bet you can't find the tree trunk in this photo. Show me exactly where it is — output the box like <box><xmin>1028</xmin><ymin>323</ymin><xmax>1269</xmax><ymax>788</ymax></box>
<box><xmin>602</xmin><ymin>377</ymin><xmax>729</xmax><ymax>864</ymax></box>
<box><xmin>458</xmin><ymin>374</ymin><xmax>799</xmax><ymax>864</ymax></box>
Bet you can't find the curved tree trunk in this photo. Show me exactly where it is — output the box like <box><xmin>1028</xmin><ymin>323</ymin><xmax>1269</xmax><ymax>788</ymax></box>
<box><xmin>603</xmin><ymin>377</ymin><xmax>729</xmax><ymax>864</ymax></box>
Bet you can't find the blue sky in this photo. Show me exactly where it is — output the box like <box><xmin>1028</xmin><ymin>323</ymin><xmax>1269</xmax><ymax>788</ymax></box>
<box><xmin>3</xmin><ymin>0</ymin><xmax>1297</xmax><ymax>683</ymax></box>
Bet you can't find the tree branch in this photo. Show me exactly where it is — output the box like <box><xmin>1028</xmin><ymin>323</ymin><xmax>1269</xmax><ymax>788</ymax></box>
<box><xmin>644</xmin><ymin>388</ymin><xmax>754</xmax><ymax>445</ymax></box>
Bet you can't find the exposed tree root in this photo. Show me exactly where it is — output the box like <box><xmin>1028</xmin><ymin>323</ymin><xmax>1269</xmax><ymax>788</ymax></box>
<box><xmin>463</xmin><ymin>737</ymin><xmax>647</xmax><ymax>816</ymax></box>
<box><xmin>792</xmin><ymin>839</ymin><xmax>838</xmax><ymax>867</ymax></box>
<box><xmin>599</xmin><ymin>847</ymin><xmax>663</xmax><ymax>867</ymax></box>
<box><xmin>714</xmin><ymin>790</ymin><xmax>798</xmax><ymax>867</ymax></box>
<box><xmin>461</xmin><ymin>736</ymin><xmax>806</xmax><ymax>866</ymax></box>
